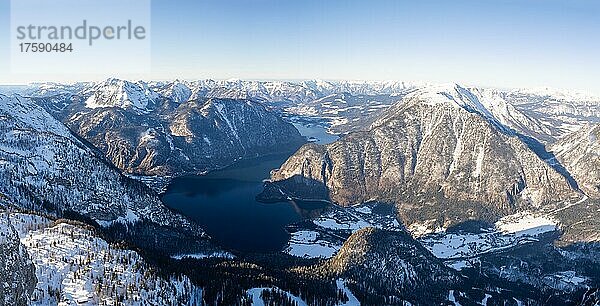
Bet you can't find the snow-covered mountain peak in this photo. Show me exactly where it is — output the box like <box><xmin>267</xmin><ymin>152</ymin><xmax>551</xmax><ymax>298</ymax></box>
<box><xmin>162</xmin><ymin>80</ymin><xmax>193</xmax><ymax>103</ymax></box>
<box><xmin>10</xmin><ymin>78</ymin><xmax>599</xmax><ymax>144</ymax></box>
<box><xmin>85</xmin><ymin>78</ymin><xmax>158</xmax><ymax>112</ymax></box>
<box><xmin>401</xmin><ymin>83</ymin><xmax>553</xmax><ymax>138</ymax></box>
<box><xmin>135</xmin><ymin>80</ymin><xmax>161</xmax><ymax>100</ymax></box>
<box><xmin>404</xmin><ymin>83</ymin><xmax>477</xmax><ymax>108</ymax></box>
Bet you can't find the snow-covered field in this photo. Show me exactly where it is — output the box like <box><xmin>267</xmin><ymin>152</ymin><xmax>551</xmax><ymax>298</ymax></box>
<box><xmin>312</xmin><ymin>203</ymin><xmax>402</xmax><ymax>233</ymax></box>
<box><xmin>284</xmin><ymin>95</ymin><xmax>399</xmax><ymax>134</ymax></box>
<box><xmin>4</xmin><ymin>212</ymin><xmax>201</xmax><ymax>306</ymax></box>
<box><xmin>420</xmin><ymin>212</ymin><xmax>558</xmax><ymax>269</ymax></box>
<box><xmin>544</xmin><ymin>271</ymin><xmax>588</xmax><ymax>290</ymax></box>
<box><xmin>284</xmin><ymin>203</ymin><xmax>402</xmax><ymax>259</ymax></box>
<box><xmin>285</xmin><ymin>230</ymin><xmax>340</xmax><ymax>259</ymax></box>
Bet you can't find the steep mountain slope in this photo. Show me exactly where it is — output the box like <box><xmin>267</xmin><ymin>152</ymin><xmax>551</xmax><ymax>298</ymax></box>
<box><xmin>552</xmin><ymin>124</ymin><xmax>600</xmax><ymax>199</ymax></box>
<box><xmin>388</xmin><ymin>86</ymin><xmax>600</xmax><ymax>144</ymax></box>
<box><xmin>29</xmin><ymin>79</ymin><xmax>306</xmax><ymax>177</ymax></box>
<box><xmin>548</xmin><ymin>124</ymin><xmax>600</xmax><ymax>244</ymax></box>
<box><xmin>65</xmin><ymin>97</ymin><xmax>304</xmax><ymax>176</ymax></box>
<box><xmin>0</xmin><ymin>216</ymin><xmax>36</xmax><ymax>306</ymax></box>
<box><xmin>148</xmin><ymin>80</ymin><xmax>600</xmax><ymax>142</ymax></box>
<box><xmin>268</xmin><ymin>85</ymin><xmax>579</xmax><ymax>234</ymax></box>
<box><xmin>25</xmin><ymin>79</ymin><xmax>599</xmax><ymax>146</ymax></box>
<box><xmin>313</xmin><ymin>227</ymin><xmax>460</xmax><ymax>304</ymax></box>
<box><xmin>5</xmin><ymin>212</ymin><xmax>202</xmax><ymax>305</ymax></box>
<box><xmin>0</xmin><ymin>94</ymin><xmax>214</xmax><ymax>254</ymax></box>
<box><xmin>153</xmin><ymin>80</ymin><xmax>193</xmax><ymax>104</ymax></box>
<box><xmin>19</xmin><ymin>80</ymin><xmax>600</xmax><ymax>123</ymax></box>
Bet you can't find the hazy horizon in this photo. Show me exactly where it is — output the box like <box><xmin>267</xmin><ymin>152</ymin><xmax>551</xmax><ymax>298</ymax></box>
<box><xmin>1</xmin><ymin>0</ymin><xmax>599</xmax><ymax>95</ymax></box>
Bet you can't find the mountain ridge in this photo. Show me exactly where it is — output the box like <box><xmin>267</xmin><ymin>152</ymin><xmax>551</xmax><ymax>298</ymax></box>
<box><xmin>267</xmin><ymin>85</ymin><xmax>583</xmax><ymax>236</ymax></box>
<box><xmin>0</xmin><ymin>94</ymin><xmax>216</xmax><ymax>255</ymax></box>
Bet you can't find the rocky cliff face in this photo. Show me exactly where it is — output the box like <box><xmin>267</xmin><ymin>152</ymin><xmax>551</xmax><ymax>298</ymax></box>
<box><xmin>0</xmin><ymin>217</ymin><xmax>36</xmax><ymax>306</ymax></box>
<box><xmin>270</xmin><ymin>85</ymin><xmax>579</xmax><ymax>233</ymax></box>
<box><xmin>552</xmin><ymin>124</ymin><xmax>600</xmax><ymax>199</ymax></box>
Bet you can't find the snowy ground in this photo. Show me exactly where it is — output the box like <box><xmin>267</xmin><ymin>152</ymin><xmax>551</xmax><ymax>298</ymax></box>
<box><xmin>335</xmin><ymin>279</ymin><xmax>360</xmax><ymax>306</ymax></box>
<box><xmin>246</xmin><ymin>282</ymin><xmax>360</xmax><ymax>306</ymax></box>
<box><xmin>284</xmin><ymin>202</ymin><xmax>402</xmax><ymax>259</ymax></box>
<box><xmin>282</xmin><ymin>93</ymin><xmax>401</xmax><ymax>134</ymax></box>
<box><xmin>171</xmin><ymin>251</ymin><xmax>235</xmax><ymax>260</ymax></box>
<box><xmin>542</xmin><ymin>271</ymin><xmax>589</xmax><ymax>291</ymax></box>
<box><xmin>420</xmin><ymin>212</ymin><xmax>558</xmax><ymax>270</ymax></box>
<box><xmin>247</xmin><ymin>287</ymin><xmax>308</xmax><ymax>306</ymax></box>
<box><xmin>4</xmin><ymin>212</ymin><xmax>202</xmax><ymax>306</ymax></box>
<box><xmin>311</xmin><ymin>203</ymin><xmax>402</xmax><ymax>233</ymax></box>
<box><xmin>285</xmin><ymin>230</ymin><xmax>340</xmax><ymax>258</ymax></box>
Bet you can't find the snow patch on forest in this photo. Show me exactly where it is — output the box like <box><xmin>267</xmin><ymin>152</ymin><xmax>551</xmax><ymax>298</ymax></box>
<box><xmin>247</xmin><ymin>287</ymin><xmax>308</xmax><ymax>306</ymax></box>
<box><xmin>4</xmin><ymin>212</ymin><xmax>202</xmax><ymax>306</ymax></box>
<box><xmin>421</xmin><ymin>212</ymin><xmax>558</xmax><ymax>268</ymax></box>
<box><xmin>172</xmin><ymin>251</ymin><xmax>235</xmax><ymax>260</ymax></box>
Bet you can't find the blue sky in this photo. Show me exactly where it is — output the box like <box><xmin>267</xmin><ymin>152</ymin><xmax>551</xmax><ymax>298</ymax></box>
<box><xmin>1</xmin><ymin>0</ymin><xmax>599</xmax><ymax>94</ymax></box>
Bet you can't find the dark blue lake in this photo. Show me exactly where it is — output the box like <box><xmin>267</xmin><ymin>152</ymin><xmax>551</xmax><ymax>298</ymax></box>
<box><xmin>161</xmin><ymin>124</ymin><xmax>337</xmax><ymax>253</ymax></box>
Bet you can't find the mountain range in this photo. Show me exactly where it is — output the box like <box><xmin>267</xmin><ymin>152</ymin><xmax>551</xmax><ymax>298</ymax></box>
<box><xmin>267</xmin><ymin>84</ymin><xmax>596</xmax><ymax>240</ymax></box>
<box><xmin>1</xmin><ymin>79</ymin><xmax>599</xmax><ymax>305</ymax></box>
<box><xmin>0</xmin><ymin>94</ymin><xmax>215</xmax><ymax>255</ymax></box>
<box><xmin>26</xmin><ymin>79</ymin><xmax>306</xmax><ymax>179</ymax></box>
